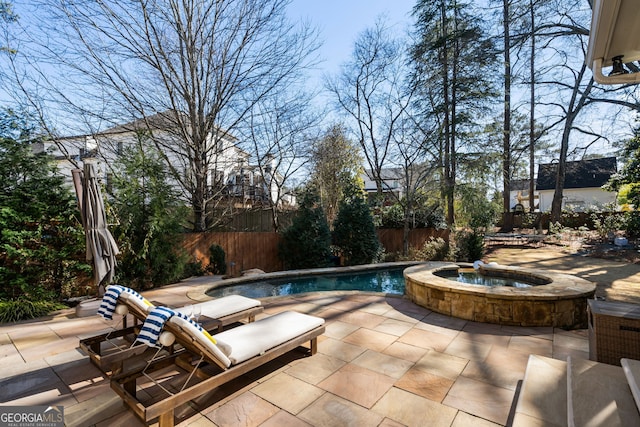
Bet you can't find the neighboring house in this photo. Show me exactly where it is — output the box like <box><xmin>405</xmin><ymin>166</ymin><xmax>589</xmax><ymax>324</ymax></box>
<box><xmin>536</xmin><ymin>157</ymin><xmax>617</xmax><ymax>212</ymax></box>
<box><xmin>362</xmin><ymin>168</ymin><xmax>405</xmax><ymax>202</ymax></box>
<box><xmin>361</xmin><ymin>164</ymin><xmax>437</xmax><ymax>204</ymax></box>
<box><xmin>509</xmin><ymin>179</ymin><xmax>538</xmax><ymax>211</ymax></box>
<box><xmin>36</xmin><ymin>111</ymin><xmax>295</xmax><ymax>208</ymax></box>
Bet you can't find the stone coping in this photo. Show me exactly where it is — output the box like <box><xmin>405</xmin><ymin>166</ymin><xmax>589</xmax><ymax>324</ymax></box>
<box><xmin>187</xmin><ymin>261</ymin><xmax>423</xmax><ymax>302</ymax></box>
<box><xmin>404</xmin><ymin>262</ymin><xmax>596</xmax><ymax>301</ymax></box>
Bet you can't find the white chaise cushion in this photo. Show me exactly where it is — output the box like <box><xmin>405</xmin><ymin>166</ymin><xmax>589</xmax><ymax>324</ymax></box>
<box><xmin>118</xmin><ymin>290</ymin><xmax>154</xmax><ymax>314</ymax></box>
<box><xmin>175</xmin><ymin>295</ymin><xmax>261</xmax><ymax>319</ymax></box>
<box><xmin>168</xmin><ymin>310</ymin><xmax>323</xmax><ymax>369</ymax></box>
<box><xmin>216</xmin><ymin>311</ymin><xmax>325</xmax><ymax>365</ymax></box>
<box><xmin>169</xmin><ymin>315</ymin><xmax>232</xmax><ymax>368</ymax></box>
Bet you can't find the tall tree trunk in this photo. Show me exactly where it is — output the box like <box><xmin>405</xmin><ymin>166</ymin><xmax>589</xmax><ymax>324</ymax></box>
<box><xmin>550</xmin><ymin>69</ymin><xmax>594</xmax><ymax>222</ymax></box>
<box><xmin>402</xmin><ymin>167</ymin><xmax>412</xmax><ymax>255</ymax></box>
<box><xmin>403</xmin><ymin>214</ymin><xmax>411</xmax><ymax>255</ymax></box>
<box><xmin>193</xmin><ymin>155</ymin><xmax>207</xmax><ymax>232</ymax></box>
<box><xmin>551</xmin><ymin>123</ymin><xmax>569</xmax><ymax>221</ymax></box>
<box><xmin>270</xmin><ymin>204</ymin><xmax>280</xmax><ymax>232</ymax></box>
<box><xmin>528</xmin><ymin>0</ymin><xmax>536</xmax><ymax>214</ymax></box>
<box><xmin>450</xmin><ymin>4</ymin><xmax>459</xmax><ymax>228</ymax></box>
<box><xmin>441</xmin><ymin>1</ymin><xmax>454</xmax><ymax>227</ymax></box>
<box><xmin>502</xmin><ymin>0</ymin><xmax>511</xmax><ymax>220</ymax></box>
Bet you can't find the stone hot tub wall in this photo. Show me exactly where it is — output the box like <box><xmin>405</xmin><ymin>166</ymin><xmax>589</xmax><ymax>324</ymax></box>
<box><xmin>404</xmin><ymin>262</ymin><xmax>596</xmax><ymax>329</ymax></box>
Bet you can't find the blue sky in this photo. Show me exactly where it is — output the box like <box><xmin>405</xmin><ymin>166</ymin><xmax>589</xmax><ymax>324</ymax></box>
<box><xmin>287</xmin><ymin>0</ymin><xmax>416</xmax><ymax>84</ymax></box>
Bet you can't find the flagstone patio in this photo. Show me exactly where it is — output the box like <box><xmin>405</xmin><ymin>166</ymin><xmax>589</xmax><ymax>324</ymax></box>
<box><xmin>0</xmin><ymin>247</ymin><xmax>639</xmax><ymax>426</ymax></box>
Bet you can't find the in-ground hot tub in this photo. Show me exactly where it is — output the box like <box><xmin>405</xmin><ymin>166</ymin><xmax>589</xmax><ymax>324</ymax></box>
<box><xmin>404</xmin><ymin>262</ymin><xmax>596</xmax><ymax>328</ymax></box>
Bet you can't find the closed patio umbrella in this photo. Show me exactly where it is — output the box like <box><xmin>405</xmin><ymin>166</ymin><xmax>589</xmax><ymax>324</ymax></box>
<box><xmin>72</xmin><ymin>161</ymin><xmax>120</xmax><ymax>293</ymax></box>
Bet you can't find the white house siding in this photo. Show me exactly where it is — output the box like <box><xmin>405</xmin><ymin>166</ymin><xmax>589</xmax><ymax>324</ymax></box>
<box><xmin>361</xmin><ymin>169</ymin><xmax>405</xmax><ymax>200</ymax></box>
<box><xmin>32</xmin><ymin>139</ymin><xmax>86</xmax><ymax>187</ymax></box>
<box><xmin>45</xmin><ymin>123</ymin><xmax>294</xmax><ymax>207</ymax></box>
<box><xmin>537</xmin><ymin>188</ymin><xmax>617</xmax><ymax>212</ymax></box>
<box><xmin>47</xmin><ymin>127</ymin><xmax>245</xmax><ymax>191</ymax></box>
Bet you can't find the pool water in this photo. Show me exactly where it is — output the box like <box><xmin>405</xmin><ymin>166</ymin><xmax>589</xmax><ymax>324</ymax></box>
<box><xmin>206</xmin><ymin>268</ymin><xmax>406</xmax><ymax>298</ymax></box>
<box><xmin>436</xmin><ymin>270</ymin><xmax>533</xmax><ymax>288</ymax></box>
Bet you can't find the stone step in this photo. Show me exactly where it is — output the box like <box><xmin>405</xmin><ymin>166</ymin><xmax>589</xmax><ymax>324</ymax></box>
<box><xmin>513</xmin><ymin>355</ymin><xmax>568</xmax><ymax>427</ymax></box>
<box><xmin>76</xmin><ymin>298</ymin><xmax>102</xmax><ymax>317</ymax></box>
<box><xmin>567</xmin><ymin>356</ymin><xmax>640</xmax><ymax>427</ymax></box>
<box><xmin>621</xmin><ymin>358</ymin><xmax>640</xmax><ymax>412</ymax></box>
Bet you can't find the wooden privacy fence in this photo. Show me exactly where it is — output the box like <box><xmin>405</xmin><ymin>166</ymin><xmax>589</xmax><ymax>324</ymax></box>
<box><xmin>182</xmin><ymin>232</ymin><xmax>284</xmax><ymax>277</ymax></box>
<box><xmin>377</xmin><ymin>228</ymin><xmax>450</xmax><ymax>254</ymax></box>
<box><xmin>181</xmin><ymin>228</ymin><xmax>450</xmax><ymax>275</ymax></box>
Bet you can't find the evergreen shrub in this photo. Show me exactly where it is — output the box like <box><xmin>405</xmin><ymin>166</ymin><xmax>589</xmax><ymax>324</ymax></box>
<box><xmin>208</xmin><ymin>244</ymin><xmax>227</xmax><ymax>275</ymax></box>
<box><xmin>278</xmin><ymin>188</ymin><xmax>332</xmax><ymax>269</ymax></box>
<box><xmin>332</xmin><ymin>184</ymin><xmax>381</xmax><ymax>265</ymax></box>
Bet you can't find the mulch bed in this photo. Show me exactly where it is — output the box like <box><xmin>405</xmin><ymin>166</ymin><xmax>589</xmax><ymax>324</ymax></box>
<box><xmin>485</xmin><ymin>230</ymin><xmax>640</xmax><ymax>265</ymax></box>
<box><xmin>576</xmin><ymin>241</ymin><xmax>640</xmax><ymax>265</ymax></box>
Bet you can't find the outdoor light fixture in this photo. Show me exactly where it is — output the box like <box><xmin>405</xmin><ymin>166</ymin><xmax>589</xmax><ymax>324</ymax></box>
<box><xmin>587</xmin><ymin>0</ymin><xmax>640</xmax><ymax>84</ymax></box>
<box><xmin>609</xmin><ymin>55</ymin><xmax>628</xmax><ymax>76</ymax></box>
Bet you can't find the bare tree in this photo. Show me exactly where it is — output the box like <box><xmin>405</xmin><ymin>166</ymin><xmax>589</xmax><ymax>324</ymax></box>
<box><xmin>326</xmin><ymin>19</ymin><xmax>410</xmax><ymax>197</ymax></box>
<box><xmin>549</xmin><ymin>65</ymin><xmax>594</xmax><ymax>221</ymax></box>
<box><xmin>241</xmin><ymin>86</ymin><xmax>321</xmax><ymax>232</ymax></box>
<box><xmin>3</xmin><ymin>0</ymin><xmax>320</xmax><ymax>231</ymax></box>
<box><xmin>327</xmin><ymin>19</ymin><xmax>431</xmax><ymax>254</ymax></box>
<box><xmin>529</xmin><ymin>0</ymin><xmax>637</xmax><ymax>221</ymax></box>
<box><xmin>392</xmin><ymin>115</ymin><xmax>440</xmax><ymax>254</ymax></box>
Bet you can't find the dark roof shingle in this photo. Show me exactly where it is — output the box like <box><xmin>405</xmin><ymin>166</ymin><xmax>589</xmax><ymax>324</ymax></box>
<box><xmin>536</xmin><ymin>157</ymin><xmax>617</xmax><ymax>190</ymax></box>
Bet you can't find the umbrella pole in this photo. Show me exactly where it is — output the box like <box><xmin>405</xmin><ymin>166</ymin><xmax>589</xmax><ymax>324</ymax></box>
<box><xmin>71</xmin><ymin>168</ymin><xmax>85</xmax><ymax>227</ymax></box>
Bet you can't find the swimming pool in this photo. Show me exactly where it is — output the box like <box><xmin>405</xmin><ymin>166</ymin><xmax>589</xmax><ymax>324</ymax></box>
<box><xmin>206</xmin><ymin>267</ymin><xmax>406</xmax><ymax>298</ymax></box>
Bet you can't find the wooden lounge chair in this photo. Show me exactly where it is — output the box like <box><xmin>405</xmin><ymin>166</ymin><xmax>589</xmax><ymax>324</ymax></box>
<box><xmin>111</xmin><ymin>310</ymin><xmax>325</xmax><ymax>427</ymax></box>
<box><xmin>79</xmin><ymin>286</ymin><xmax>264</xmax><ymax>374</ymax></box>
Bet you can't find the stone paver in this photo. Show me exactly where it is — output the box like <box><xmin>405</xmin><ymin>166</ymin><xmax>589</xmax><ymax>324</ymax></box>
<box><xmin>351</xmin><ymin>349</ymin><xmax>413</xmax><ymax>379</ymax></box>
<box><xmin>322</xmin><ymin>320</ymin><xmax>360</xmax><ymax>340</ymax></box>
<box><xmin>1</xmin><ymin>247</ymin><xmax>639</xmax><ymax>426</ymax></box>
<box><xmin>285</xmin><ymin>352</ymin><xmax>346</xmax><ymax>384</ymax></box>
<box><xmin>372</xmin><ymin>387</ymin><xmax>458</xmax><ymax>427</ymax></box>
<box><xmin>382</xmin><ymin>341</ymin><xmax>429</xmax><ymax>363</ymax></box>
<box><xmin>374</xmin><ymin>318</ymin><xmax>416</xmax><ymax>337</ymax></box>
<box><xmin>398</xmin><ymin>327</ymin><xmax>456</xmax><ymax>351</ymax></box>
<box><xmin>342</xmin><ymin>328</ymin><xmax>397</xmax><ymax>352</ymax></box>
<box><xmin>395</xmin><ymin>367</ymin><xmax>454</xmax><ymax>402</ymax></box>
<box><xmin>318</xmin><ymin>363</ymin><xmax>396</xmax><ymax>408</ymax></box>
<box><xmin>508</xmin><ymin>335</ymin><xmax>553</xmax><ymax>358</ymax></box>
<box><xmin>317</xmin><ymin>337</ymin><xmax>366</xmax><ymax>362</ymax></box>
<box><xmin>413</xmin><ymin>349</ymin><xmax>469</xmax><ymax>380</ymax></box>
<box><xmin>298</xmin><ymin>392</ymin><xmax>384</xmax><ymax>427</ymax></box>
<box><xmin>259</xmin><ymin>410</ymin><xmax>312</xmax><ymax>427</ymax></box>
<box><xmin>452</xmin><ymin>412</ymin><xmax>502</xmax><ymax>427</ymax></box>
<box><xmin>251</xmin><ymin>373</ymin><xmax>324</xmax><ymax>414</ymax></box>
<box><xmin>444</xmin><ymin>336</ymin><xmax>493</xmax><ymax>361</ymax></box>
<box><xmin>202</xmin><ymin>391</ymin><xmax>279</xmax><ymax>427</ymax></box>
<box><xmin>443</xmin><ymin>376</ymin><xmax>514</xmax><ymax>425</ymax></box>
